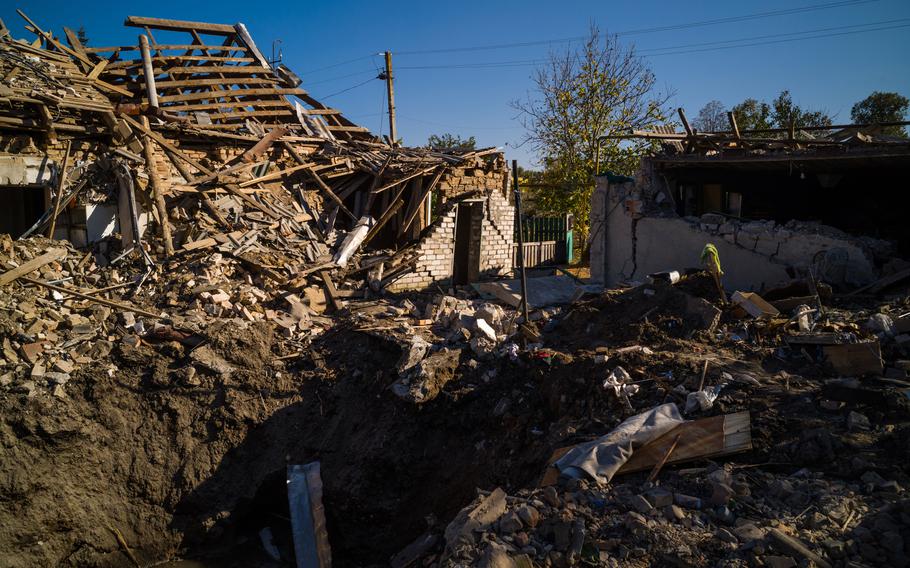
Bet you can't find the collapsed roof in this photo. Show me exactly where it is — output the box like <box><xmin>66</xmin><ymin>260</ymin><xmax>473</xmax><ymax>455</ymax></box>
<box><xmin>607</xmin><ymin>108</ymin><xmax>910</xmax><ymax>170</ymax></box>
<box><xmin>0</xmin><ymin>11</ymin><xmax>511</xmax><ymax>293</ymax></box>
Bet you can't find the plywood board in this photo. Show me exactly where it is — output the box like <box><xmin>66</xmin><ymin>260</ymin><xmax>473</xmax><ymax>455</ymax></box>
<box><xmin>823</xmin><ymin>341</ymin><xmax>882</xmax><ymax>376</ymax></box>
<box><xmin>539</xmin><ymin>411</ymin><xmax>751</xmax><ymax>485</ymax></box>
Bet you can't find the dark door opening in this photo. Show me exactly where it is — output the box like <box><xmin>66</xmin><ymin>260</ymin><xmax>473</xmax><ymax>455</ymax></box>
<box><xmin>452</xmin><ymin>202</ymin><xmax>480</xmax><ymax>285</ymax></box>
<box><xmin>0</xmin><ymin>186</ymin><xmax>48</xmax><ymax>238</ymax></box>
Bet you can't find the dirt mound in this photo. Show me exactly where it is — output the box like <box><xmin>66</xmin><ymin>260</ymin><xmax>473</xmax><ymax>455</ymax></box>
<box><xmin>550</xmin><ymin>279</ymin><xmax>721</xmax><ymax>349</ymax></box>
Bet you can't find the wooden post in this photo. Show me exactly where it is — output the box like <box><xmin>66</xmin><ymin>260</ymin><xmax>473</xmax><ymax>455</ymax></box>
<box><xmin>513</xmin><ymin>160</ymin><xmax>531</xmax><ymax>325</ymax></box>
<box><xmin>384</xmin><ymin>51</ymin><xmax>397</xmax><ymax>146</ymax></box>
<box><xmin>140</xmin><ymin>116</ymin><xmax>174</xmax><ymax>256</ymax></box>
<box><xmin>138</xmin><ymin>34</ymin><xmax>159</xmax><ymax>110</ymax></box>
<box><xmin>47</xmin><ymin>139</ymin><xmax>71</xmax><ymax>239</ymax></box>
<box><xmin>727</xmin><ymin>111</ymin><xmax>741</xmax><ymax>140</ymax></box>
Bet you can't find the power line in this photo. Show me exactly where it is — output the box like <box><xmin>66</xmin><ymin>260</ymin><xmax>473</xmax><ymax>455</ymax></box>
<box><xmin>398</xmin><ymin>114</ymin><xmax>522</xmax><ymax>131</ymax></box>
<box><xmin>300</xmin><ymin>54</ymin><xmax>375</xmax><ymax>75</ymax></box>
<box><xmin>394</xmin><ymin>0</ymin><xmax>877</xmax><ymax>56</ymax></box>
<box><xmin>399</xmin><ymin>59</ymin><xmax>546</xmax><ymax>70</ymax></box>
<box><xmin>304</xmin><ymin>69</ymin><xmax>377</xmax><ymax>87</ymax></box>
<box><xmin>302</xmin><ymin>0</ymin><xmax>876</xmax><ymax>74</ymax></box>
<box><xmin>646</xmin><ymin>21</ymin><xmax>910</xmax><ymax>57</ymax></box>
<box><xmin>319</xmin><ymin>76</ymin><xmax>379</xmax><ymax>100</ymax></box>
<box><xmin>389</xmin><ymin>21</ymin><xmax>908</xmax><ymax>71</ymax></box>
<box><xmin>639</xmin><ymin>18</ymin><xmax>910</xmax><ymax>54</ymax></box>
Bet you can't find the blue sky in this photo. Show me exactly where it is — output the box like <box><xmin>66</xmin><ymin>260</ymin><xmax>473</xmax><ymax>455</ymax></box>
<box><xmin>4</xmin><ymin>0</ymin><xmax>909</xmax><ymax>167</ymax></box>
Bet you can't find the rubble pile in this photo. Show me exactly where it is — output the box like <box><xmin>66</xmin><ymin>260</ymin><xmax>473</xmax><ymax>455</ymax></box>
<box><xmin>441</xmin><ymin>471</ymin><xmax>910</xmax><ymax>567</ymax></box>
<box><xmin>1</xmin><ymin>8</ymin><xmax>910</xmax><ymax>568</ymax></box>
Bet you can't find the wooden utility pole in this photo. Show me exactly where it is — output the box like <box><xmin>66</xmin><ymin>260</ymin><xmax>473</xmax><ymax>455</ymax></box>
<box><xmin>513</xmin><ymin>160</ymin><xmax>531</xmax><ymax>326</ymax></box>
<box><xmin>384</xmin><ymin>51</ymin><xmax>397</xmax><ymax>146</ymax></box>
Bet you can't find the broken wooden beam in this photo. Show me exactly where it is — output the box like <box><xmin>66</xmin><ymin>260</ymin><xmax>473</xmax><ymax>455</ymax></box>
<box><xmin>0</xmin><ymin>248</ymin><xmax>68</xmax><ymax>286</ymax></box>
<box><xmin>21</xmin><ymin>277</ymin><xmax>161</xmax><ymax>319</ymax></box>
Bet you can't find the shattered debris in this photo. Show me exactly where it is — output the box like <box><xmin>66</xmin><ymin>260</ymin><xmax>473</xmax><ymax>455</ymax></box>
<box><xmin>1</xmin><ymin>9</ymin><xmax>909</xmax><ymax>568</ymax></box>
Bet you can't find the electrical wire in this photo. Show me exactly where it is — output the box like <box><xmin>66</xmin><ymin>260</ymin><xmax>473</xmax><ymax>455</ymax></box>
<box><xmin>301</xmin><ymin>0</ymin><xmax>876</xmax><ymax>73</ymax></box>
<box><xmin>394</xmin><ymin>0</ymin><xmax>877</xmax><ymax>55</ymax></box>
<box><xmin>391</xmin><ymin>21</ymin><xmax>909</xmax><ymax>70</ymax></box>
<box><xmin>300</xmin><ymin>54</ymin><xmax>375</xmax><ymax>75</ymax></box>
<box><xmin>303</xmin><ymin>69</ymin><xmax>378</xmax><ymax>87</ymax></box>
<box><xmin>398</xmin><ymin>114</ymin><xmax>522</xmax><ymax>131</ymax></box>
<box><xmin>637</xmin><ymin>17</ymin><xmax>910</xmax><ymax>54</ymax></box>
<box><xmin>319</xmin><ymin>76</ymin><xmax>379</xmax><ymax>100</ymax></box>
<box><xmin>645</xmin><ymin>21</ymin><xmax>910</xmax><ymax>57</ymax></box>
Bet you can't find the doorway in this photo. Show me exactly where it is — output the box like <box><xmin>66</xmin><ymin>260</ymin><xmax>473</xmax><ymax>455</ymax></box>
<box><xmin>452</xmin><ymin>201</ymin><xmax>481</xmax><ymax>285</ymax></box>
<box><xmin>0</xmin><ymin>186</ymin><xmax>49</xmax><ymax>238</ymax></box>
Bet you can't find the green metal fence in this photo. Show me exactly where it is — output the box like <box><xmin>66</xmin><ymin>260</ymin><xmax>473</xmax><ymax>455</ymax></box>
<box><xmin>514</xmin><ymin>214</ymin><xmax>574</xmax><ymax>265</ymax></box>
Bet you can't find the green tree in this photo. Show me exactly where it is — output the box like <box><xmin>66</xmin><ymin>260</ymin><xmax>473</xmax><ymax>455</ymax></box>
<box><xmin>427</xmin><ymin>133</ymin><xmax>476</xmax><ymax>151</ymax></box>
<box><xmin>851</xmin><ymin>91</ymin><xmax>909</xmax><ymax>137</ymax></box>
<box><xmin>76</xmin><ymin>25</ymin><xmax>89</xmax><ymax>46</ymax></box>
<box><xmin>770</xmin><ymin>90</ymin><xmax>831</xmax><ymax>129</ymax></box>
<box><xmin>693</xmin><ymin>100</ymin><xmax>727</xmax><ymax>132</ymax></box>
<box><xmin>731</xmin><ymin>98</ymin><xmax>772</xmax><ymax>131</ymax></box>
<box><xmin>511</xmin><ymin>24</ymin><xmax>672</xmax><ymax>243</ymax></box>
<box><xmin>732</xmin><ymin>91</ymin><xmax>831</xmax><ymax>133</ymax></box>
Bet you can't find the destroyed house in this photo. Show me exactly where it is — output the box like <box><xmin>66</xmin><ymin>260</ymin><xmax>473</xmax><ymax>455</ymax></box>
<box><xmin>590</xmin><ymin>113</ymin><xmax>910</xmax><ymax>292</ymax></box>
<box><xmin>0</xmin><ymin>13</ymin><xmax>515</xmax><ymax>293</ymax></box>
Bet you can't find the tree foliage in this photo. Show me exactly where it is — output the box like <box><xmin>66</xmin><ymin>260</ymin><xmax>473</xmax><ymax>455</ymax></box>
<box><xmin>770</xmin><ymin>90</ymin><xmax>832</xmax><ymax>129</ymax></box>
<box><xmin>851</xmin><ymin>91</ymin><xmax>909</xmax><ymax>137</ymax></box>
<box><xmin>693</xmin><ymin>100</ymin><xmax>727</xmax><ymax>132</ymax></box>
<box><xmin>732</xmin><ymin>91</ymin><xmax>831</xmax><ymax>132</ymax></box>
<box><xmin>731</xmin><ymin>98</ymin><xmax>772</xmax><ymax>131</ymax></box>
<box><xmin>511</xmin><ymin>25</ymin><xmax>672</xmax><ymax>243</ymax></box>
<box><xmin>76</xmin><ymin>25</ymin><xmax>89</xmax><ymax>47</ymax></box>
<box><xmin>426</xmin><ymin>133</ymin><xmax>476</xmax><ymax>151</ymax></box>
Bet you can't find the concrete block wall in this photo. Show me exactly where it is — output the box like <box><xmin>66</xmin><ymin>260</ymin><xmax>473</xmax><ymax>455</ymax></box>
<box><xmin>590</xmin><ymin>171</ymin><xmax>887</xmax><ymax>292</ymax></box>
<box><xmin>478</xmin><ymin>186</ymin><xmax>515</xmax><ymax>276</ymax></box>
<box><xmin>387</xmin><ymin>206</ymin><xmax>457</xmax><ymax>291</ymax></box>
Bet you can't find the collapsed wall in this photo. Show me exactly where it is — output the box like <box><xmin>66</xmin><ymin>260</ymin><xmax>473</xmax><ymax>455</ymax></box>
<box><xmin>589</xmin><ymin>159</ymin><xmax>894</xmax><ymax>291</ymax></box>
<box><xmin>388</xmin><ymin>164</ymin><xmax>513</xmax><ymax>291</ymax></box>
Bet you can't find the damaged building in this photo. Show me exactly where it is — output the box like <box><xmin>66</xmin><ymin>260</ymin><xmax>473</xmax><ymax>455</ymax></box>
<box><xmin>0</xmin><ymin>14</ymin><xmax>515</xmax><ymax>295</ymax></box>
<box><xmin>590</xmin><ymin>116</ymin><xmax>910</xmax><ymax>291</ymax></box>
<box><xmin>3</xmin><ymin>10</ymin><xmax>910</xmax><ymax>568</ymax></box>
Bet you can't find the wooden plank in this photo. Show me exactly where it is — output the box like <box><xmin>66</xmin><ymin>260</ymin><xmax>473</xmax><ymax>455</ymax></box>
<box><xmin>119</xmin><ymin>113</ymin><xmax>213</xmax><ymax>176</ymax></box>
<box><xmin>165</xmin><ymin>65</ymin><xmax>274</xmax><ymax>75</ymax></box>
<box><xmin>205</xmin><ymin>109</ymin><xmax>294</xmax><ymax>120</ymax></box>
<box><xmin>141</xmin><ymin>118</ymin><xmax>175</xmax><ymax>256</ymax></box>
<box><xmin>538</xmin><ymin>411</ymin><xmax>752</xmax><ymax>486</ymax></box>
<box><xmin>401</xmin><ymin>167</ymin><xmax>444</xmax><ymax>234</ymax></box>
<box><xmin>233</xmin><ymin>23</ymin><xmax>271</xmax><ymax>69</ymax></box>
<box><xmin>47</xmin><ymin>140</ymin><xmax>72</xmax><ymax>238</ymax></box>
<box><xmin>241</xmin><ymin>127</ymin><xmax>288</xmax><ymax>162</ymax></box>
<box><xmin>182</xmin><ymin>231</ymin><xmax>244</xmax><ymax>251</ymax></box>
<box><xmin>145</xmin><ymin>43</ymin><xmax>249</xmax><ymax>52</ymax></box>
<box><xmin>21</xmin><ymin>277</ymin><xmax>161</xmax><ymax>319</ymax></box>
<box><xmin>87</xmin><ymin>60</ymin><xmax>108</xmax><ymax>80</ymax></box>
<box><xmin>325</xmin><ymin>125</ymin><xmax>370</xmax><ymax>133</ymax></box>
<box><xmin>108</xmin><ymin>55</ymin><xmax>255</xmax><ymax>67</ymax></box>
<box><xmin>319</xmin><ymin>270</ymin><xmax>344</xmax><ymax>312</ymax></box>
<box><xmin>237</xmin><ymin>162</ymin><xmax>318</xmax><ymax>188</ymax></box>
<box><xmin>823</xmin><ymin>341</ymin><xmax>883</xmax><ymax>376</ymax></box>
<box><xmin>148</xmin><ymin>77</ymin><xmax>279</xmax><ymax>89</ymax></box>
<box><xmin>307</xmin><ymin>168</ymin><xmax>355</xmax><ymax>220</ymax></box>
<box><xmin>0</xmin><ymin>248</ymin><xmax>67</xmax><ymax>286</ymax></box>
<box><xmin>372</xmin><ymin>166</ymin><xmax>438</xmax><ymax>194</ymax></box>
<box><xmin>847</xmin><ymin>267</ymin><xmax>910</xmax><ymax>296</ymax></box>
<box><xmin>157</xmin><ymin>87</ymin><xmax>307</xmax><ymax>104</ymax></box>
<box><xmin>297</xmin><ymin>108</ymin><xmax>342</xmax><ymax>116</ymax></box>
<box><xmin>124</xmin><ymin>16</ymin><xmax>236</xmax><ymax>35</ymax></box>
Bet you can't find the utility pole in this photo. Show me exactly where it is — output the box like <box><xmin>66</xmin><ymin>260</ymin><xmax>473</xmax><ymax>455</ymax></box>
<box><xmin>513</xmin><ymin>160</ymin><xmax>531</xmax><ymax>327</ymax></box>
<box><xmin>384</xmin><ymin>51</ymin><xmax>398</xmax><ymax>146</ymax></box>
